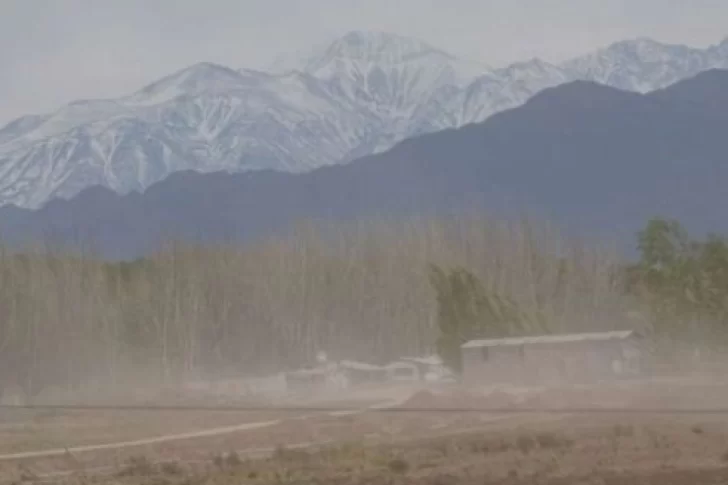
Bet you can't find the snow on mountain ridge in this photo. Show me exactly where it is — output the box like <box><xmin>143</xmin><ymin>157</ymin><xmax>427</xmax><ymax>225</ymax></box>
<box><xmin>444</xmin><ymin>58</ymin><xmax>572</xmax><ymax>128</ymax></box>
<box><xmin>1</xmin><ymin>99</ymin><xmax>136</xmax><ymax>155</ymax></box>
<box><xmin>562</xmin><ymin>36</ymin><xmax>728</xmax><ymax>92</ymax></box>
<box><xmin>0</xmin><ymin>31</ymin><xmax>726</xmax><ymax>209</ymax></box>
<box><xmin>0</xmin><ymin>65</ymin><xmax>377</xmax><ymax>207</ymax></box>
<box><xmin>307</xmin><ymin>30</ymin><xmax>458</xmax><ymax>66</ymax></box>
<box><xmin>293</xmin><ymin>30</ymin><xmax>491</xmax><ymax>130</ymax></box>
<box><xmin>124</xmin><ymin>62</ymin><xmax>265</xmax><ymax>106</ymax></box>
<box><xmin>0</xmin><ymin>114</ymin><xmax>48</xmax><ymax>146</ymax></box>
<box><xmin>279</xmin><ymin>30</ymin><xmax>489</xmax><ymax>87</ymax></box>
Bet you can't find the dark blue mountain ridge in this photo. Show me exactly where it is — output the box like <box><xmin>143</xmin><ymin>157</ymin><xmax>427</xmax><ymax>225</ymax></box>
<box><xmin>1</xmin><ymin>70</ymin><xmax>726</xmax><ymax>259</ymax></box>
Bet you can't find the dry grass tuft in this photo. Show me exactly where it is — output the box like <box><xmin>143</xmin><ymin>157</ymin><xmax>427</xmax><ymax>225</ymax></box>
<box><xmin>613</xmin><ymin>424</ymin><xmax>636</xmax><ymax>438</ymax></box>
<box><xmin>387</xmin><ymin>457</ymin><xmax>410</xmax><ymax>474</ymax></box>
<box><xmin>117</xmin><ymin>454</ymin><xmax>155</xmax><ymax>477</ymax></box>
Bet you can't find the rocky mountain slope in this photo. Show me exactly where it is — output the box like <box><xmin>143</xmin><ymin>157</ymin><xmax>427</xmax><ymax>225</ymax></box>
<box><xmin>0</xmin><ymin>31</ymin><xmax>726</xmax><ymax>209</ymax></box>
<box><xmin>2</xmin><ymin>70</ymin><xmax>726</xmax><ymax>259</ymax></box>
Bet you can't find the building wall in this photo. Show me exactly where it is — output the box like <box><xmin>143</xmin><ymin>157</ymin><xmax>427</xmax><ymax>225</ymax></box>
<box><xmin>463</xmin><ymin>338</ymin><xmax>640</xmax><ymax>385</ymax></box>
<box><xmin>462</xmin><ymin>345</ymin><xmax>528</xmax><ymax>384</ymax></box>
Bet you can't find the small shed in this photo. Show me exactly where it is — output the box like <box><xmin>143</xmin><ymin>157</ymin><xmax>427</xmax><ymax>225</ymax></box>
<box><xmin>461</xmin><ymin>330</ymin><xmax>643</xmax><ymax>385</ymax></box>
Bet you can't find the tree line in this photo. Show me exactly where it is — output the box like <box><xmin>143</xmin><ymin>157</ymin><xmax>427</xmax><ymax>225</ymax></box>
<box><xmin>431</xmin><ymin>218</ymin><xmax>728</xmax><ymax>371</ymax></box>
<box><xmin>0</xmin><ymin>215</ymin><xmax>724</xmax><ymax>400</ymax></box>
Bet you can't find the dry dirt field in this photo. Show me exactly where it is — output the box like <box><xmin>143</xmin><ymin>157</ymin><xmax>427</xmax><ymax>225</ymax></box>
<box><xmin>4</xmin><ymin>378</ymin><xmax>728</xmax><ymax>484</ymax></box>
<box><xmin>0</xmin><ymin>409</ymin><xmax>292</xmax><ymax>455</ymax></box>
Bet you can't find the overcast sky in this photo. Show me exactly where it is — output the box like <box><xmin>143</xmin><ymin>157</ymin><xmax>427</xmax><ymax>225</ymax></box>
<box><xmin>1</xmin><ymin>0</ymin><xmax>727</xmax><ymax>126</ymax></box>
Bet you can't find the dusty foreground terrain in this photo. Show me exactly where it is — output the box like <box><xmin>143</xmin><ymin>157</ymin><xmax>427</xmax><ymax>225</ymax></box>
<box><xmin>4</xmin><ymin>379</ymin><xmax>728</xmax><ymax>484</ymax></box>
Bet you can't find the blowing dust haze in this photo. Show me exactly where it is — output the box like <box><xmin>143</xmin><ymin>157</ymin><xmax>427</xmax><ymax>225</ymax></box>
<box><xmin>2</xmin><ymin>1</ymin><xmax>728</xmax><ymax>483</ymax></box>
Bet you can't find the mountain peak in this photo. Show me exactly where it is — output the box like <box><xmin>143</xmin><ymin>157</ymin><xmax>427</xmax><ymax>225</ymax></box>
<box><xmin>2</xmin><ymin>32</ymin><xmax>726</xmax><ymax>211</ymax></box>
<box><xmin>148</xmin><ymin>62</ymin><xmax>243</xmax><ymax>86</ymax></box>
<box><xmin>325</xmin><ymin>30</ymin><xmax>451</xmax><ymax>62</ymax></box>
<box><xmin>282</xmin><ymin>30</ymin><xmax>461</xmax><ymax>76</ymax></box>
<box><xmin>597</xmin><ymin>36</ymin><xmax>702</xmax><ymax>62</ymax></box>
<box><xmin>561</xmin><ymin>36</ymin><xmax>714</xmax><ymax>92</ymax></box>
<box><xmin>4</xmin><ymin>65</ymin><xmax>728</xmax><ymax>259</ymax></box>
<box><xmin>714</xmin><ymin>36</ymin><xmax>728</xmax><ymax>51</ymax></box>
<box><xmin>614</xmin><ymin>36</ymin><xmax>665</xmax><ymax>48</ymax></box>
<box><xmin>126</xmin><ymin>62</ymin><xmax>251</xmax><ymax>105</ymax></box>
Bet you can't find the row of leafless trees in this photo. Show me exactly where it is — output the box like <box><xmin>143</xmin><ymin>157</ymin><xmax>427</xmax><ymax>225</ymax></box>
<box><xmin>0</xmin><ymin>214</ymin><xmax>631</xmax><ymax>398</ymax></box>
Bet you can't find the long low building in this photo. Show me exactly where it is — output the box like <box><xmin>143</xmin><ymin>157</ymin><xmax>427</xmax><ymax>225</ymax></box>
<box><xmin>461</xmin><ymin>330</ymin><xmax>644</xmax><ymax>385</ymax></box>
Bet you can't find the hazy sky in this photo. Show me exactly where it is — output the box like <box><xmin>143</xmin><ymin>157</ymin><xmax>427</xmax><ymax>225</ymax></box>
<box><xmin>1</xmin><ymin>0</ymin><xmax>727</xmax><ymax>125</ymax></box>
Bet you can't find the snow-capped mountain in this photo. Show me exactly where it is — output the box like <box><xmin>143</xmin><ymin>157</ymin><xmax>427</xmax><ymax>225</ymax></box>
<box><xmin>563</xmin><ymin>37</ymin><xmax>728</xmax><ymax>92</ymax></box>
<box><xmin>447</xmin><ymin>59</ymin><xmax>572</xmax><ymax>128</ymax></box>
<box><xmin>0</xmin><ymin>31</ymin><xmax>726</xmax><ymax>209</ymax></box>
<box><xmin>268</xmin><ymin>31</ymin><xmax>491</xmax><ymax>153</ymax></box>
<box><xmin>0</xmin><ymin>65</ymin><xmax>382</xmax><ymax>208</ymax></box>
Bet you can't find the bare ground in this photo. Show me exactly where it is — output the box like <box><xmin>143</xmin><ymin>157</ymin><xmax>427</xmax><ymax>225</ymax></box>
<box><xmin>4</xmin><ymin>378</ymin><xmax>728</xmax><ymax>484</ymax></box>
<box><xmin>14</xmin><ymin>413</ymin><xmax>728</xmax><ymax>485</ymax></box>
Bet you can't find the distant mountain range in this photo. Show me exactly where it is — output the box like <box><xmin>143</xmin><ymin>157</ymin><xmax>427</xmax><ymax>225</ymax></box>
<box><xmin>0</xmin><ymin>31</ymin><xmax>726</xmax><ymax>209</ymax></box>
<box><xmin>2</xmin><ymin>69</ymin><xmax>726</xmax><ymax>259</ymax></box>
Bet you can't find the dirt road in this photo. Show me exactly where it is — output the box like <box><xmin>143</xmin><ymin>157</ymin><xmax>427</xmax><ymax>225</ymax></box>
<box><xmin>8</xmin><ymin>379</ymin><xmax>728</xmax><ymax>484</ymax></box>
<box><xmin>0</xmin><ymin>390</ymin><xmax>419</xmax><ymax>484</ymax></box>
<box><xmin>0</xmin><ymin>418</ymin><xmax>284</xmax><ymax>462</ymax></box>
